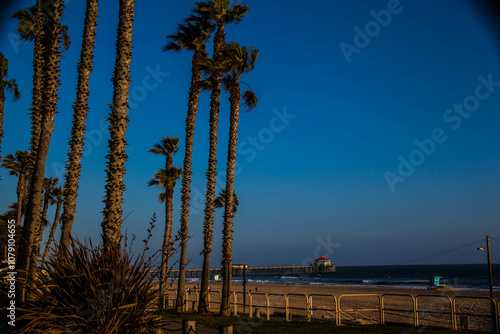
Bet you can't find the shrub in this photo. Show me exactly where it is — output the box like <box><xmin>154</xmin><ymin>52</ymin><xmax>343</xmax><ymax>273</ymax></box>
<box><xmin>16</xmin><ymin>237</ymin><xmax>164</xmax><ymax>333</ymax></box>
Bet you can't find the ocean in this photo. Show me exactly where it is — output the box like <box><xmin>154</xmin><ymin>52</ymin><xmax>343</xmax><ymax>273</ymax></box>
<box><xmin>220</xmin><ymin>264</ymin><xmax>500</xmax><ymax>291</ymax></box>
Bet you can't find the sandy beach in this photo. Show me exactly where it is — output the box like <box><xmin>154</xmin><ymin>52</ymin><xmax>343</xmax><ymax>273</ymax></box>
<box><xmin>165</xmin><ymin>282</ymin><xmax>496</xmax><ymax>332</ymax></box>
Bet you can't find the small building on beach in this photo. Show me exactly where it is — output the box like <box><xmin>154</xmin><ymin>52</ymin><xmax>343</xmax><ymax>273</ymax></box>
<box><xmin>314</xmin><ymin>256</ymin><xmax>331</xmax><ymax>266</ymax></box>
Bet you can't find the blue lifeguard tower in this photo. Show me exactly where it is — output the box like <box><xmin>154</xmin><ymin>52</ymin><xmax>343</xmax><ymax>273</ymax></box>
<box><xmin>430</xmin><ymin>276</ymin><xmax>446</xmax><ymax>288</ymax></box>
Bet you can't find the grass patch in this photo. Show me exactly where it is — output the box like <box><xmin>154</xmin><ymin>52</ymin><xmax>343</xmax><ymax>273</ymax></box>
<box><xmin>160</xmin><ymin>310</ymin><xmax>489</xmax><ymax>334</ymax></box>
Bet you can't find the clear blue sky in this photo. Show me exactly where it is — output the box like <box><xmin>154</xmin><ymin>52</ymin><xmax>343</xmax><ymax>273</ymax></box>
<box><xmin>1</xmin><ymin>0</ymin><xmax>500</xmax><ymax>267</ymax></box>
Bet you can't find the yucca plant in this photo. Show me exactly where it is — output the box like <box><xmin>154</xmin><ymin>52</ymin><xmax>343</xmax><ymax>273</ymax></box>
<box><xmin>16</xmin><ymin>235</ymin><xmax>165</xmax><ymax>333</ymax></box>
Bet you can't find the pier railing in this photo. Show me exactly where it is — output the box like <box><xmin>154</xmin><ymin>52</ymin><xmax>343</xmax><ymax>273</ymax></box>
<box><xmin>165</xmin><ymin>289</ymin><xmax>498</xmax><ymax>332</ymax></box>
<box><xmin>166</xmin><ymin>264</ymin><xmax>335</xmax><ymax>278</ymax></box>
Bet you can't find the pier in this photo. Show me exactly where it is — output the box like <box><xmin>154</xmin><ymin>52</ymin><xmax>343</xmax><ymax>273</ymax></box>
<box><xmin>167</xmin><ymin>265</ymin><xmax>335</xmax><ymax>278</ymax></box>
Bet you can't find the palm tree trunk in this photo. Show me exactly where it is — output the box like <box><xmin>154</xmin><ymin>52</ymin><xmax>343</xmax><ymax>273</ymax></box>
<box><xmin>42</xmin><ymin>197</ymin><xmax>62</xmax><ymax>262</ymax></box>
<box><xmin>102</xmin><ymin>0</ymin><xmax>135</xmax><ymax>250</ymax></box>
<box><xmin>15</xmin><ymin>173</ymin><xmax>27</xmax><ymax>227</ymax></box>
<box><xmin>16</xmin><ymin>0</ymin><xmax>64</xmax><ymax>303</ymax></box>
<box><xmin>176</xmin><ymin>50</ymin><xmax>204</xmax><ymax>312</ymax></box>
<box><xmin>60</xmin><ymin>0</ymin><xmax>99</xmax><ymax>251</ymax></box>
<box><xmin>0</xmin><ymin>88</ymin><xmax>4</xmax><ymax>160</ymax></box>
<box><xmin>159</xmin><ymin>187</ymin><xmax>174</xmax><ymax>309</ymax></box>
<box><xmin>197</xmin><ymin>25</ymin><xmax>226</xmax><ymax>314</ymax></box>
<box><xmin>220</xmin><ymin>84</ymin><xmax>240</xmax><ymax>316</ymax></box>
<box><xmin>27</xmin><ymin>2</ymin><xmax>45</xmax><ymax>178</ymax></box>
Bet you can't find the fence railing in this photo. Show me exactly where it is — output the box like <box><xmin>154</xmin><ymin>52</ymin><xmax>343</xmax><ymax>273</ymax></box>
<box><xmin>165</xmin><ymin>289</ymin><xmax>498</xmax><ymax>332</ymax></box>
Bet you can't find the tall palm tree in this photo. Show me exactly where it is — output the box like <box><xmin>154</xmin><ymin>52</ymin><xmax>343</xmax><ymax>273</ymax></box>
<box><xmin>16</xmin><ymin>0</ymin><xmax>66</xmax><ymax>303</ymax></box>
<box><xmin>0</xmin><ymin>53</ymin><xmax>21</xmax><ymax>161</ymax></box>
<box><xmin>164</xmin><ymin>23</ymin><xmax>212</xmax><ymax>308</ymax></box>
<box><xmin>148</xmin><ymin>166</ymin><xmax>182</xmax><ymax>309</ymax></box>
<box><xmin>148</xmin><ymin>136</ymin><xmax>182</xmax><ymax>310</ymax></box>
<box><xmin>102</xmin><ymin>0</ymin><xmax>136</xmax><ymax>250</ymax></box>
<box><xmin>60</xmin><ymin>0</ymin><xmax>99</xmax><ymax>251</ymax></box>
<box><xmin>164</xmin><ymin>17</ymin><xmax>214</xmax><ymax>313</ymax></box>
<box><xmin>220</xmin><ymin>42</ymin><xmax>258</xmax><ymax>315</ymax></box>
<box><xmin>1</xmin><ymin>150</ymin><xmax>30</xmax><ymax>226</ymax></box>
<box><xmin>191</xmin><ymin>0</ymin><xmax>249</xmax><ymax>314</ymax></box>
<box><xmin>11</xmin><ymin>5</ymin><xmax>70</xmax><ymax>170</ymax></box>
<box><xmin>29</xmin><ymin>177</ymin><xmax>58</xmax><ymax>281</ymax></box>
<box><xmin>42</xmin><ymin>185</ymin><xmax>63</xmax><ymax>262</ymax></box>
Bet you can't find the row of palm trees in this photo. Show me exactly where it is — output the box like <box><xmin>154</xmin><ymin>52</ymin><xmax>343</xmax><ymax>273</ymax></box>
<box><xmin>160</xmin><ymin>0</ymin><xmax>258</xmax><ymax>315</ymax></box>
<box><xmin>1</xmin><ymin>0</ymin><xmax>258</xmax><ymax>316</ymax></box>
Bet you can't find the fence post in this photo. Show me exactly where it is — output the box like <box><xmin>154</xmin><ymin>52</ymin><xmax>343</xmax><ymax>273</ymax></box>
<box><xmin>182</xmin><ymin>319</ymin><xmax>195</xmax><ymax>334</ymax></box>
<box><xmin>249</xmin><ymin>294</ymin><xmax>253</xmax><ymax>318</ymax></box>
<box><xmin>266</xmin><ymin>294</ymin><xmax>270</xmax><ymax>320</ymax></box>
<box><xmin>414</xmin><ymin>296</ymin><xmax>419</xmax><ymax>328</ymax></box>
<box><xmin>233</xmin><ymin>292</ymin><xmax>238</xmax><ymax>316</ymax></box>
<box><xmin>285</xmin><ymin>295</ymin><xmax>290</xmax><ymax>321</ymax></box>
<box><xmin>337</xmin><ymin>296</ymin><xmax>341</xmax><ymax>325</ymax></box>
<box><xmin>219</xmin><ymin>325</ymin><xmax>233</xmax><ymax>334</ymax></box>
<box><xmin>380</xmin><ymin>295</ymin><xmax>385</xmax><ymax>325</ymax></box>
<box><xmin>306</xmin><ymin>295</ymin><xmax>311</xmax><ymax>321</ymax></box>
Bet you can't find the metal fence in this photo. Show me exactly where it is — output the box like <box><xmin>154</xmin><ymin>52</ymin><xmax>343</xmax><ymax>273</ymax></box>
<box><xmin>164</xmin><ymin>289</ymin><xmax>498</xmax><ymax>332</ymax></box>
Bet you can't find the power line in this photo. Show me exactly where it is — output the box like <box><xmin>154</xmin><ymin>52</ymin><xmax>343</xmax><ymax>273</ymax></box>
<box><xmin>393</xmin><ymin>239</ymin><xmax>484</xmax><ymax>266</ymax></box>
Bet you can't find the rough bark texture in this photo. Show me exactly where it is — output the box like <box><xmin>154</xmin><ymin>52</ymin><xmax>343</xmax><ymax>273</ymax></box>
<box><xmin>42</xmin><ymin>196</ymin><xmax>61</xmax><ymax>262</ymax></box>
<box><xmin>60</xmin><ymin>0</ymin><xmax>99</xmax><ymax>251</ymax></box>
<box><xmin>175</xmin><ymin>50</ymin><xmax>204</xmax><ymax>312</ymax></box>
<box><xmin>0</xmin><ymin>89</ymin><xmax>4</xmax><ymax>160</ymax></box>
<box><xmin>158</xmin><ymin>151</ymin><xmax>174</xmax><ymax>309</ymax></box>
<box><xmin>197</xmin><ymin>25</ymin><xmax>226</xmax><ymax>314</ymax></box>
<box><xmin>220</xmin><ymin>83</ymin><xmax>240</xmax><ymax>316</ymax></box>
<box><xmin>102</xmin><ymin>0</ymin><xmax>135</xmax><ymax>250</ymax></box>
<box><xmin>16</xmin><ymin>172</ymin><xmax>27</xmax><ymax>227</ymax></box>
<box><xmin>27</xmin><ymin>3</ymin><xmax>45</xmax><ymax>176</ymax></box>
<box><xmin>16</xmin><ymin>0</ymin><xmax>63</xmax><ymax>303</ymax></box>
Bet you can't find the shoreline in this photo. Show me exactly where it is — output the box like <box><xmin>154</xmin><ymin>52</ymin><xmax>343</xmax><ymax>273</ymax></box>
<box><xmin>167</xmin><ymin>280</ymin><xmax>494</xmax><ymax>299</ymax></box>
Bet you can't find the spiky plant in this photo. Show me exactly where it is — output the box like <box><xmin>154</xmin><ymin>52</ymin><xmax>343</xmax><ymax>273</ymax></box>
<box><xmin>17</xmin><ymin>236</ymin><xmax>165</xmax><ymax>333</ymax></box>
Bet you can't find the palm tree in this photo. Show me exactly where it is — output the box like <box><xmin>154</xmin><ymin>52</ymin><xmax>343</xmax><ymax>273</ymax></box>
<box><xmin>60</xmin><ymin>0</ymin><xmax>99</xmax><ymax>251</ymax></box>
<box><xmin>164</xmin><ymin>21</ymin><xmax>213</xmax><ymax>308</ymax></box>
<box><xmin>148</xmin><ymin>167</ymin><xmax>182</xmax><ymax>309</ymax></box>
<box><xmin>164</xmin><ymin>16</ymin><xmax>214</xmax><ymax>313</ymax></box>
<box><xmin>219</xmin><ymin>42</ymin><xmax>258</xmax><ymax>315</ymax></box>
<box><xmin>1</xmin><ymin>150</ymin><xmax>30</xmax><ymax>226</ymax></box>
<box><xmin>102</xmin><ymin>0</ymin><xmax>136</xmax><ymax>250</ymax></box>
<box><xmin>11</xmin><ymin>5</ymin><xmax>70</xmax><ymax>170</ymax></box>
<box><xmin>16</xmin><ymin>0</ymin><xmax>66</xmax><ymax>303</ymax></box>
<box><xmin>214</xmin><ymin>188</ymin><xmax>239</xmax><ymax>212</ymax></box>
<box><xmin>29</xmin><ymin>177</ymin><xmax>59</xmax><ymax>281</ymax></box>
<box><xmin>148</xmin><ymin>136</ymin><xmax>182</xmax><ymax>310</ymax></box>
<box><xmin>42</xmin><ymin>185</ymin><xmax>63</xmax><ymax>262</ymax></box>
<box><xmin>0</xmin><ymin>53</ymin><xmax>21</xmax><ymax>161</ymax></box>
<box><xmin>191</xmin><ymin>0</ymin><xmax>249</xmax><ymax>314</ymax></box>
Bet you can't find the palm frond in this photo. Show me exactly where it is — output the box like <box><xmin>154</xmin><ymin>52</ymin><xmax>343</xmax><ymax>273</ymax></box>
<box><xmin>242</xmin><ymin>90</ymin><xmax>258</xmax><ymax>112</ymax></box>
<box><xmin>5</xmin><ymin>79</ymin><xmax>21</xmax><ymax>101</ymax></box>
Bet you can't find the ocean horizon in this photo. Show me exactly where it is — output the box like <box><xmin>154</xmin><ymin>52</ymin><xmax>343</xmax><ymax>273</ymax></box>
<box><xmin>184</xmin><ymin>264</ymin><xmax>500</xmax><ymax>291</ymax></box>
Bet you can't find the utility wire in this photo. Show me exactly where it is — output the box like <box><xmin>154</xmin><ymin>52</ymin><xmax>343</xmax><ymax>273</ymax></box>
<box><xmin>393</xmin><ymin>239</ymin><xmax>484</xmax><ymax>266</ymax></box>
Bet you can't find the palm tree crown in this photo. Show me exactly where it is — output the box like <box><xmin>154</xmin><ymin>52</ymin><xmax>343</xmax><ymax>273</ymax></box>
<box><xmin>214</xmin><ymin>188</ymin><xmax>239</xmax><ymax>213</ymax></box>
<box><xmin>11</xmin><ymin>5</ymin><xmax>71</xmax><ymax>50</ymax></box>
<box><xmin>148</xmin><ymin>167</ymin><xmax>183</xmax><ymax>203</ymax></box>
